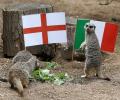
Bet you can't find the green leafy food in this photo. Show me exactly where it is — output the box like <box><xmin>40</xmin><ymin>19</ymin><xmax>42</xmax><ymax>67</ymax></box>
<box><xmin>32</xmin><ymin>69</ymin><xmax>50</xmax><ymax>82</ymax></box>
<box><xmin>46</xmin><ymin>62</ymin><xmax>59</xmax><ymax>69</ymax></box>
<box><xmin>53</xmin><ymin>78</ymin><xmax>64</xmax><ymax>85</ymax></box>
<box><xmin>32</xmin><ymin>68</ymin><xmax>70</xmax><ymax>85</ymax></box>
<box><xmin>55</xmin><ymin>72</ymin><xmax>69</xmax><ymax>80</ymax></box>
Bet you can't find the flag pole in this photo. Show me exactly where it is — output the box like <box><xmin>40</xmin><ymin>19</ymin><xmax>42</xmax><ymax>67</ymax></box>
<box><xmin>72</xmin><ymin>25</ymin><xmax>76</xmax><ymax>68</ymax></box>
<box><xmin>72</xmin><ymin>17</ymin><xmax>78</xmax><ymax>68</ymax></box>
<box><xmin>24</xmin><ymin>39</ymin><xmax>27</xmax><ymax>51</ymax></box>
<box><xmin>72</xmin><ymin>42</ymin><xmax>74</xmax><ymax>68</ymax></box>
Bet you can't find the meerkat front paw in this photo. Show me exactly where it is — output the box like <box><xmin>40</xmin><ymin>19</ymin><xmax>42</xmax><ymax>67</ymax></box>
<box><xmin>81</xmin><ymin>75</ymin><xmax>87</xmax><ymax>78</ymax></box>
<box><xmin>80</xmin><ymin>41</ymin><xmax>86</xmax><ymax>50</ymax></box>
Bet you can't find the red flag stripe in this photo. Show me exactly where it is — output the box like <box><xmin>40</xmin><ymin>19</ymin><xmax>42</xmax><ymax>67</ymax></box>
<box><xmin>47</xmin><ymin>25</ymin><xmax>66</xmax><ymax>31</ymax></box>
<box><xmin>41</xmin><ymin>13</ymin><xmax>48</xmax><ymax>44</ymax></box>
<box><xmin>101</xmin><ymin>23</ymin><xmax>118</xmax><ymax>53</ymax></box>
<box><xmin>23</xmin><ymin>27</ymin><xmax>42</xmax><ymax>33</ymax></box>
<box><xmin>23</xmin><ymin>25</ymin><xmax>66</xmax><ymax>34</ymax></box>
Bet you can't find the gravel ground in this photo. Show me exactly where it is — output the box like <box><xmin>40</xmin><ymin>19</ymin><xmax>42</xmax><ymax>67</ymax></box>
<box><xmin>0</xmin><ymin>0</ymin><xmax>120</xmax><ymax>100</ymax></box>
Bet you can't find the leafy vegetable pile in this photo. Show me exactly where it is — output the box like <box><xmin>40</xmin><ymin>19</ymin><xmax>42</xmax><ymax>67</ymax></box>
<box><xmin>32</xmin><ymin>62</ymin><xmax>70</xmax><ymax>85</ymax></box>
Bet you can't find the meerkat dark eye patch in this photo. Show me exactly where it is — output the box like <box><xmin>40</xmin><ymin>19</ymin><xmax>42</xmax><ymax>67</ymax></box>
<box><xmin>89</xmin><ymin>26</ymin><xmax>94</xmax><ymax>28</ymax></box>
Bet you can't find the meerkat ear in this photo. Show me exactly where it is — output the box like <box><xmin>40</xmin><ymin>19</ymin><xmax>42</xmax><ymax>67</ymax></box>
<box><xmin>84</xmin><ymin>26</ymin><xmax>85</xmax><ymax>29</ymax></box>
<box><xmin>94</xmin><ymin>26</ymin><xmax>96</xmax><ymax>29</ymax></box>
<box><xmin>84</xmin><ymin>25</ymin><xmax>86</xmax><ymax>29</ymax></box>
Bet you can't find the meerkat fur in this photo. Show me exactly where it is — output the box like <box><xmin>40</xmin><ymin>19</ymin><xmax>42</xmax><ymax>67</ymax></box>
<box><xmin>12</xmin><ymin>50</ymin><xmax>33</xmax><ymax>64</ymax></box>
<box><xmin>81</xmin><ymin>22</ymin><xmax>110</xmax><ymax>81</ymax></box>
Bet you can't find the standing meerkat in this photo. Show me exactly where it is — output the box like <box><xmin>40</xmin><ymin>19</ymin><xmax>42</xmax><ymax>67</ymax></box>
<box><xmin>8</xmin><ymin>51</ymin><xmax>37</xmax><ymax>96</ymax></box>
<box><xmin>80</xmin><ymin>22</ymin><xmax>110</xmax><ymax>81</ymax></box>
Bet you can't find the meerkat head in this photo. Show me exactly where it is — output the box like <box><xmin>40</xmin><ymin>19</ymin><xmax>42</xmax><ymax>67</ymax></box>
<box><xmin>84</xmin><ymin>22</ymin><xmax>96</xmax><ymax>34</ymax></box>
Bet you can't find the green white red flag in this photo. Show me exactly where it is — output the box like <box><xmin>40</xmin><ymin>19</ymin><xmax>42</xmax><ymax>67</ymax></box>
<box><xmin>74</xmin><ymin>19</ymin><xmax>118</xmax><ymax>53</ymax></box>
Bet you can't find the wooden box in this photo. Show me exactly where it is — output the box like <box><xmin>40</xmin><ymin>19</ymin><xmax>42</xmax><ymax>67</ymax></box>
<box><xmin>2</xmin><ymin>3</ymin><xmax>53</xmax><ymax>57</ymax></box>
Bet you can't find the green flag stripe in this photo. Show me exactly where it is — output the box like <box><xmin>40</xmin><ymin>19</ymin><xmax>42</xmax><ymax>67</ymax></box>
<box><xmin>74</xmin><ymin>19</ymin><xmax>90</xmax><ymax>49</ymax></box>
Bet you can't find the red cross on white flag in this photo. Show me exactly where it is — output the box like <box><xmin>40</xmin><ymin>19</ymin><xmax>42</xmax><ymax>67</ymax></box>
<box><xmin>22</xmin><ymin>12</ymin><xmax>67</xmax><ymax>47</ymax></box>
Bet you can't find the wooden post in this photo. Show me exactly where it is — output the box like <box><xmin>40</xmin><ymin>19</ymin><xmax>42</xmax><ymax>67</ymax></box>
<box><xmin>2</xmin><ymin>3</ymin><xmax>53</xmax><ymax>57</ymax></box>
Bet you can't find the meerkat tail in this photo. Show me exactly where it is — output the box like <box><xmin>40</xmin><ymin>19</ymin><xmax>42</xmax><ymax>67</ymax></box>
<box><xmin>103</xmin><ymin>77</ymin><xmax>111</xmax><ymax>81</ymax></box>
<box><xmin>96</xmin><ymin>76</ymin><xmax>111</xmax><ymax>81</ymax></box>
<box><xmin>0</xmin><ymin>77</ymin><xmax>8</xmax><ymax>82</ymax></box>
<box><xmin>99</xmin><ymin>77</ymin><xmax>111</xmax><ymax>81</ymax></box>
<box><xmin>13</xmin><ymin>77</ymin><xmax>24</xmax><ymax>96</ymax></box>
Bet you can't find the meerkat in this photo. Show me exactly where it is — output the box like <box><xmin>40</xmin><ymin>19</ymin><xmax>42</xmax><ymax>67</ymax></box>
<box><xmin>12</xmin><ymin>50</ymin><xmax>46</xmax><ymax>68</ymax></box>
<box><xmin>0</xmin><ymin>50</ymin><xmax>39</xmax><ymax>83</ymax></box>
<box><xmin>12</xmin><ymin>50</ymin><xmax>33</xmax><ymax>64</ymax></box>
<box><xmin>80</xmin><ymin>22</ymin><xmax>110</xmax><ymax>81</ymax></box>
<box><xmin>12</xmin><ymin>50</ymin><xmax>43</xmax><ymax>69</ymax></box>
<box><xmin>8</xmin><ymin>55</ymin><xmax>37</xmax><ymax>96</ymax></box>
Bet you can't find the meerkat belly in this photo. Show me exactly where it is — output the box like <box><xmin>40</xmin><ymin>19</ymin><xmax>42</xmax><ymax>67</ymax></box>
<box><xmin>85</xmin><ymin>53</ymin><xmax>101</xmax><ymax>67</ymax></box>
<box><xmin>86</xmin><ymin>36</ymin><xmax>102</xmax><ymax>67</ymax></box>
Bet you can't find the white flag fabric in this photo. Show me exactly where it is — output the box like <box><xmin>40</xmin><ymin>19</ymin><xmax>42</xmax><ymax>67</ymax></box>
<box><xmin>22</xmin><ymin>12</ymin><xmax>67</xmax><ymax>47</ymax></box>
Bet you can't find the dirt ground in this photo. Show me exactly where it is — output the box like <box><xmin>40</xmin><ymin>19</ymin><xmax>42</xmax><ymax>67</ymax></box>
<box><xmin>0</xmin><ymin>0</ymin><xmax>120</xmax><ymax>100</ymax></box>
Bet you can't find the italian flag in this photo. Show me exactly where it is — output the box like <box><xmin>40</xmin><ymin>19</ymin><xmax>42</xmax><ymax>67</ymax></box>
<box><xmin>74</xmin><ymin>19</ymin><xmax>118</xmax><ymax>53</ymax></box>
<box><xmin>22</xmin><ymin>12</ymin><xmax>67</xmax><ymax>47</ymax></box>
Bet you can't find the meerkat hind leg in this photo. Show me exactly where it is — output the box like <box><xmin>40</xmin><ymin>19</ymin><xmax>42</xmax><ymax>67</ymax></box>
<box><xmin>95</xmin><ymin>66</ymin><xmax>111</xmax><ymax>81</ymax></box>
<box><xmin>95</xmin><ymin>66</ymin><xmax>102</xmax><ymax>78</ymax></box>
<box><xmin>23</xmin><ymin>84</ymin><xmax>28</xmax><ymax>88</ymax></box>
<box><xmin>22</xmin><ymin>80</ymin><xmax>29</xmax><ymax>88</ymax></box>
<box><xmin>10</xmin><ymin>83</ymin><xmax>16</xmax><ymax>89</ymax></box>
